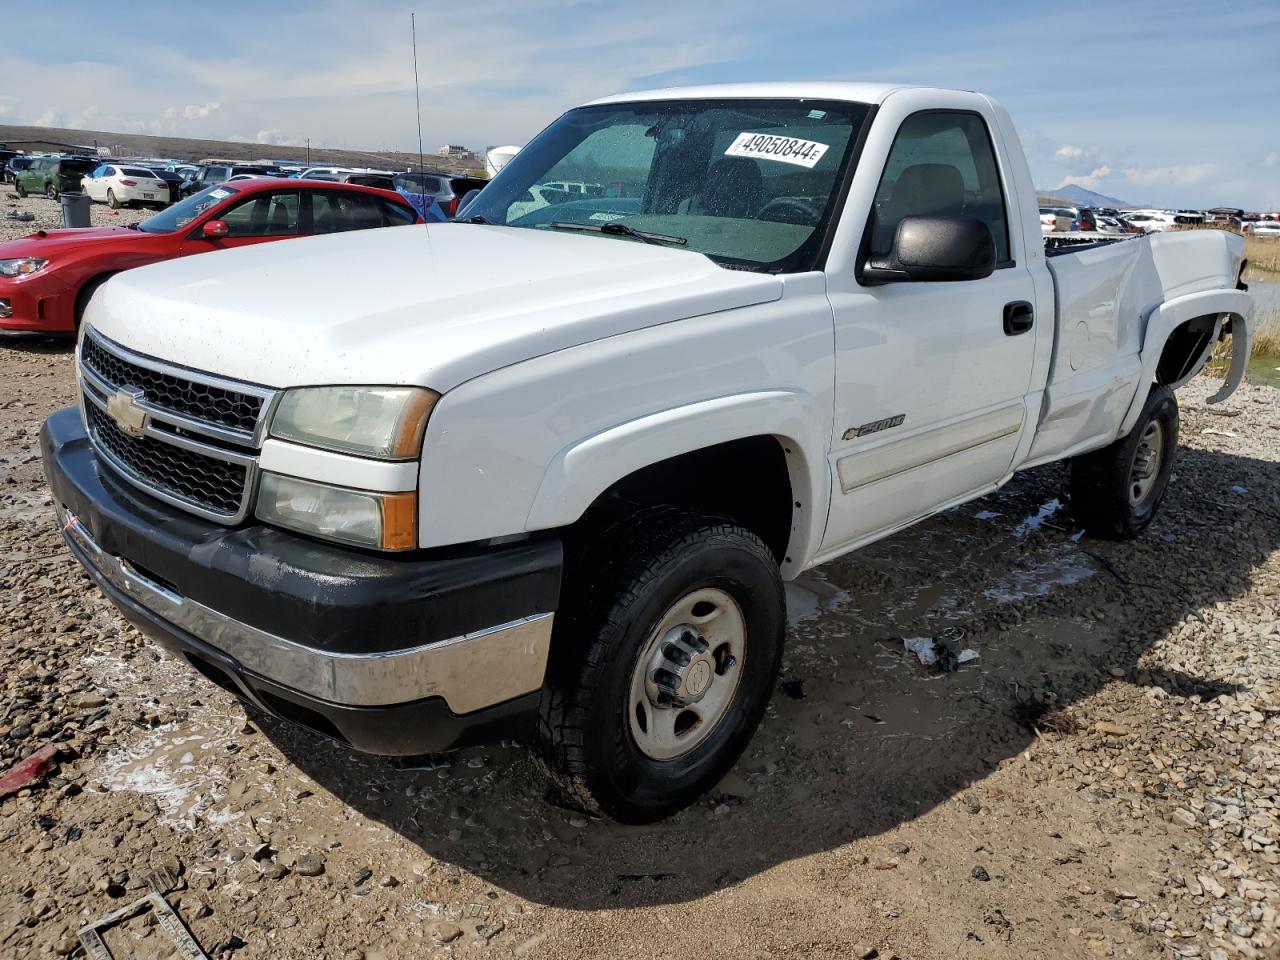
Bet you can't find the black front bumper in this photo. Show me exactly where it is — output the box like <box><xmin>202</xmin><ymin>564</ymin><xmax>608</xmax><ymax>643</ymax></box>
<box><xmin>41</xmin><ymin>407</ymin><xmax>563</xmax><ymax>755</ymax></box>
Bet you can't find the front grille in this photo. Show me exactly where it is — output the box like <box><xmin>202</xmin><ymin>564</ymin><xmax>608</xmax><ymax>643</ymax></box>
<box><xmin>82</xmin><ymin>336</ymin><xmax>264</xmax><ymax>434</ymax></box>
<box><xmin>86</xmin><ymin>404</ymin><xmax>248</xmax><ymax>517</ymax></box>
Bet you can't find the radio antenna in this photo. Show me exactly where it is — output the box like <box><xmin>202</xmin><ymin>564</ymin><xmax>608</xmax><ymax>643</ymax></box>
<box><xmin>411</xmin><ymin>12</ymin><xmax>429</xmax><ymax>229</ymax></box>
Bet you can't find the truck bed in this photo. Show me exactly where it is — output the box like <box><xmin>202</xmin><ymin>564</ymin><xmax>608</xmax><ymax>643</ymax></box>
<box><xmin>1026</xmin><ymin>229</ymin><xmax>1248</xmax><ymax>467</ymax></box>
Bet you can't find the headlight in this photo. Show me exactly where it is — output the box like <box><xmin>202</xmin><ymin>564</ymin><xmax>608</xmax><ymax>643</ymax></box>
<box><xmin>269</xmin><ymin>386</ymin><xmax>438</xmax><ymax>460</ymax></box>
<box><xmin>0</xmin><ymin>258</ymin><xmax>49</xmax><ymax>278</ymax></box>
<box><xmin>256</xmin><ymin>473</ymin><xmax>417</xmax><ymax>551</ymax></box>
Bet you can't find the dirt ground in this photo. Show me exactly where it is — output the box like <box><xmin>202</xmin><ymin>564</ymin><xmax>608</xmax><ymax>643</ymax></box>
<box><xmin>1</xmin><ymin>192</ymin><xmax>1278</xmax><ymax>960</ymax></box>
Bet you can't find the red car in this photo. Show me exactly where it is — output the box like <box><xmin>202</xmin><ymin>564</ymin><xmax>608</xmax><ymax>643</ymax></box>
<box><xmin>0</xmin><ymin>179</ymin><xmax>422</xmax><ymax>337</ymax></box>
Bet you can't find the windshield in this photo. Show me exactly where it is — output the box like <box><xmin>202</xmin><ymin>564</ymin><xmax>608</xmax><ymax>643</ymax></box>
<box><xmin>463</xmin><ymin>98</ymin><xmax>872</xmax><ymax>272</ymax></box>
<box><xmin>138</xmin><ymin>184</ymin><xmax>239</xmax><ymax>233</ymax></box>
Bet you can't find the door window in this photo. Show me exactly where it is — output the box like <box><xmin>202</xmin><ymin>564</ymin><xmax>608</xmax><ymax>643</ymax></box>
<box><xmin>310</xmin><ymin>190</ymin><xmax>394</xmax><ymax>233</ymax></box>
<box><xmin>217</xmin><ymin>191</ymin><xmax>300</xmax><ymax>237</ymax></box>
<box><xmin>869</xmin><ymin>111</ymin><xmax>1010</xmax><ymax>263</ymax></box>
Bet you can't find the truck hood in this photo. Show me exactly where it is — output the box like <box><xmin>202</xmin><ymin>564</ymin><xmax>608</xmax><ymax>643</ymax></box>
<box><xmin>86</xmin><ymin>224</ymin><xmax>783</xmax><ymax>390</ymax></box>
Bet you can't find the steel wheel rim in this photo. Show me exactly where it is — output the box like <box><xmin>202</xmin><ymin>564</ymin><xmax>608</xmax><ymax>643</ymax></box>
<box><xmin>627</xmin><ymin>587</ymin><xmax>746</xmax><ymax>761</ymax></box>
<box><xmin>1128</xmin><ymin>420</ymin><xmax>1165</xmax><ymax>507</ymax></box>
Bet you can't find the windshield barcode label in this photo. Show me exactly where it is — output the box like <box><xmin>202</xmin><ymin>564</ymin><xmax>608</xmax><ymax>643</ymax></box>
<box><xmin>724</xmin><ymin>132</ymin><xmax>829</xmax><ymax>168</ymax></box>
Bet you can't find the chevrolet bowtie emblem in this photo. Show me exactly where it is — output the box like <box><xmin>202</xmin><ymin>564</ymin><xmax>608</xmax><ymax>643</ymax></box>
<box><xmin>106</xmin><ymin>388</ymin><xmax>148</xmax><ymax>438</ymax></box>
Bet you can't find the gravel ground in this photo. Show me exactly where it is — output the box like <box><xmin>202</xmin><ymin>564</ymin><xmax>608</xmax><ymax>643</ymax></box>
<box><xmin>1</xmin><ymin>190</ymin><xmax>1277</xmax><ymax>959</ymax></box>
<box><xmin>2</xmin><ymin>191</ymin><xmax>150</xmax><ymax>239</ymax></box>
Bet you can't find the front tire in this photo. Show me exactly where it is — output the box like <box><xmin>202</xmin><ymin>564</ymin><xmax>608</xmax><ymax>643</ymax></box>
<box><xmin>1071</xmin><ymin>384</ymin><xmax>1179</xmax><ymax>539</ymax></box>
<box><xmin>15</xmin><ymin>181</ymin><xmax>27</xmax><ymax>198</ymax></box>
<box><xmin>537</xmin><ymin>510</ymin><xmax>785</xmax><ymax>823</ymax></box>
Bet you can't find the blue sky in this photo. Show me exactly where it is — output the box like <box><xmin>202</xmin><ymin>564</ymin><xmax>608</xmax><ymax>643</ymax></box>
<box><xmin>2</xmin><ymin>0</ymin><xmax>1278</xmax><ymax>207</ymax></box>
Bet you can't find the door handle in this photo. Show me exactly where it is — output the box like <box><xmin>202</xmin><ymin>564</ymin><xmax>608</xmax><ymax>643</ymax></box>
<box><xmin>1003</xmin><ymin>301</ymin><xmax>1034</xmax><ymax>336</ymax></box>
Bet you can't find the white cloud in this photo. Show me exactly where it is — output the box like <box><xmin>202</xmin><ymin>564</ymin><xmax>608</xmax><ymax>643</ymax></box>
<box><xmin>253</xmin><ymin>128</ymin><xmax>297</xmax><ymax>146</ymax></box>
<box><xmin>66</xmin><ymin>105</ymin><xmax>99</xmax><ymax>129</ymax></box>
<box><xmin>1054</xmin><ymin>145</ymin><xmax>1084</xmax><ymax>161</ymax></box>
<box><xmin>33</xmin><ymin>109</ymin><xmax>60</xmax><ymax>127</ymax></box>
<box><xmin>1264</xmin><ymin>152</ymin><xmax>1279</xmax><ymax>169</ymax></box>
<box><xmin>0</xmin><ymin>96</ymin><xmax>16</xmax><ymax>117</ymax></box>
<box><xmin>182</xmin><ymin>101</ymin><xmax>221</xmax><ymax>121</ymax></box>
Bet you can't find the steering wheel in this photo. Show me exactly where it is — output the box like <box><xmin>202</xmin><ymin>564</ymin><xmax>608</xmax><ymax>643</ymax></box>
<box><xmin>756</xmin><ymin>198</ymin><xmax>820</xmax><ymax>226</ymax></box>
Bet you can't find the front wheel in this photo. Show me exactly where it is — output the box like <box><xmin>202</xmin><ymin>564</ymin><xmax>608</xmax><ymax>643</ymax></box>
<box><xmin>15</xmin><ymin>181</ymin><xmax>27</xmax><ymax>198</ymax></box>
<box><xmin>537</xmin><ymin>510</ymin><xmax>785</xmax><ymax>823</ymax></box>
<box><xmin>1071</xmin><ymin>384</ymin><xmax>1179</xmax><ymax>539</ymax></box>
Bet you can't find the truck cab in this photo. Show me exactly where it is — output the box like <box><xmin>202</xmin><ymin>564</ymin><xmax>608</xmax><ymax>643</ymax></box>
<box><xmin>41</xmin><ymin>83</ymin><xmax>1252</xmax><ymax>822</ymax></box>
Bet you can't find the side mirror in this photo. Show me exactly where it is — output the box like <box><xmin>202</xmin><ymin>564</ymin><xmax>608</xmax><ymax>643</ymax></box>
<box><xmin>863</xmin><ymin>215</ymin><xmax>996</xmax><ymax>284</ymax></box>
<box><xmin>202</xmin><ymin>220</ymin><xmax>229</xmax><ymax>239</ymax></box>
<box><xmin>456</xmin><ymin>188</ymin><xmax>482</xmax><ymax>217</ymax></box>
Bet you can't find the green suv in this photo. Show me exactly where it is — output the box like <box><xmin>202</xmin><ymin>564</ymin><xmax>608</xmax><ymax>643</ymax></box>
<box><xmin>14</xmin><ymin>157</ymin><xmax>97</xmax><ymax>200</ymax></box>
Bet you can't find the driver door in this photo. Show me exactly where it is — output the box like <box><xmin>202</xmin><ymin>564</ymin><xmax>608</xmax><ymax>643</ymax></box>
<box><xmin>821</xmin><ymin>109</ymin><xmax>1038</xmax><ymax>553</ymax></box>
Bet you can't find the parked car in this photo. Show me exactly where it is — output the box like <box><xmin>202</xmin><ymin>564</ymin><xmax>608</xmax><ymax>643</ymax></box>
<box><xmin>1122</xmin><ymin>211</ymin><xmax>1176</xmax><ymax>233</ymax></box>
<box><xmin>1095</xmin><ymin>215</ymin><xmax>1127</xmax><ymax>234</ymax></box>
<box><xmin>37</xmin><ymin>83</ymin><xmax>1254</xmax><ymax>823</ymax></box>
<box><xmin>178</xmin><ymin>164</ymin><xmax>273</xmax><ymax>198</ymax></box>
<box><xmin>0</xmin><ymin>150</ymin><xmax>20</xmax><ymax>181</ymax></box>
<box><xmin>1038</xmin><ymin>206</ymin><xmax>1072</xmax><ymax>232</ymax></box>
<box><xmin>4</xmin><ymin>156</ymin><xmax>34</xmax><ymax>184</ymax></box>
<box><xmin>393</xmin><ymin>171</ymin><xmax>488</xmax><ymax>218</ymax></box>
<box><xmin>1073</xmin><ymin>207</ymin><xmax>1098</xmax><ymax>232</ymax></box>
<box><xmin>0</xmin><ymin>179</ymin><xmax>420</xmax><ymax>337</ymax></box>
<box><xmin>80</xmin><ymin>164</ymin><xmax>172</xmax><ymax>209</ymax></box>
<box><xmin>147</xmin><ymin>168</ymin><xmax>185</xmax><ymax>204</ymax></box>
<box><xmin>13</xmin><ymin>156</ymin><xmax>97</xmax><ymax>200</ymax></box>
<box><xmin>1248</xmin><ymin>220</ymin><xmax>1280</xmax><ymax>238</ymax></box>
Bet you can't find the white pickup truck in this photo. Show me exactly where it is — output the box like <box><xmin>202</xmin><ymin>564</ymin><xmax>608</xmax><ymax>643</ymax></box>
<box><xmin>42</xmin><ymin>83</ymin><xmax>1253</xmax><ymax>823</ymax></box>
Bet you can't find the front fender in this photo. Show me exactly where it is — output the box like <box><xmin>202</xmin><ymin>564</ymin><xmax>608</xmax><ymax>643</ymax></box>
<box><xmin>1118</xmin><ymin>288</ymin><xmax>1252</xmax><ymax>436</ymax></box>
<box><xmin>526</xmin><ymin>390</ymin><xmax>826</xmax><ymax>577</ymax></box>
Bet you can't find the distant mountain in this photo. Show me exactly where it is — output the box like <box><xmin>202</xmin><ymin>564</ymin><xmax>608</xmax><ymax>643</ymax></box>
<box><xmin>1036</xmin><ymin>184</ymin><xmax>1133</xmax><ymax>208</ymax></box>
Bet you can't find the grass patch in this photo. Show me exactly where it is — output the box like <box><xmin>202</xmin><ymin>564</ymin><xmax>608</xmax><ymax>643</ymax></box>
<box><xmin>1245</xmin><ymin>235</ymin><xmax>1280</xmax><ymax>276</ymax></box>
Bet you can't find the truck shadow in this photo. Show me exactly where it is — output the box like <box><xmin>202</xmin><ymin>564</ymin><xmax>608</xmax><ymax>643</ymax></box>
<box><xmin>261</xmin><ymin>443</ymin><xmax>1278</xmax><ymax>910</ymax></box>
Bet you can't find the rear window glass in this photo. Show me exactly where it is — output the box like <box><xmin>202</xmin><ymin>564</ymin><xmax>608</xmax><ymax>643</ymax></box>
<box><xmin>121</xmin><ymin>167</ymin><xmax>156</xmax><ymax>177</ymax></box>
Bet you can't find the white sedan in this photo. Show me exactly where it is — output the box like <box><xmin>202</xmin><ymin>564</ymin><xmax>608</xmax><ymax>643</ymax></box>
<box><xmin>1247</xmin><ymin>220</ymin><xmax>1280</xmax><ymax>238</ymax></box>
<box><xmin>81</xmin><ymin>164</ymin><xmax>171</xmax><ymax>209</ymax></box>
<box><xmin>1121</xmin><ymin>211</ymin><xmax>1175</xmax><ymax>233</ymax></box>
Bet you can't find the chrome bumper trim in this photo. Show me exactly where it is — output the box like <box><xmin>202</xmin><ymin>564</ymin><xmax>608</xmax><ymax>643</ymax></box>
<box><xmin>57</xmin><ymin>504</ymin><xmax>553</xmax><ymax>713</ymax></box>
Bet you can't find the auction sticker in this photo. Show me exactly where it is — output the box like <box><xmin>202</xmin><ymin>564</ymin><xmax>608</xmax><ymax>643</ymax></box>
<box><xmin>725</xmin><ymin>132</ymin><xmax>829</xmax><ymax>168</ymax></box>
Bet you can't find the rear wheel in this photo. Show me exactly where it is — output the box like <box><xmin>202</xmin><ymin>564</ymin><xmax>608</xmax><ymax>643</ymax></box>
<box><xmin>537</xmin><ymin>509</ymin><xmax>785</xmax><ymax>823</ymax></box>
<box><xmin>107</xmin><ymin>189</ymin><xmax>120</xmax><ymax>210</ymax></box>
<box><xmin>45</xmin><ymin>183</ymin><xmax>58</xmax><ymax>200</ymax></box>
<box><xmin>1071</xmin><ymin>384</ymin><xmax>1179</xmax><ymax>539</ymax></box>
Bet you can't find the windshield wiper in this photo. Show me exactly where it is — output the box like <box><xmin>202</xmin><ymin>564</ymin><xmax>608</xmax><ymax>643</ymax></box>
<box><xmin>549</xmin><ymin>221</ymin><xmax>687</xmax><ymax>246</ymax></box>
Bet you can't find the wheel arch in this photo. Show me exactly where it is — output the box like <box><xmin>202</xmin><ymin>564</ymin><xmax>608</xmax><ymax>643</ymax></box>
<box><xmin>74</xmin><ymin>270</ymin><xmax>120</xmax><ymax>327</ymax></box>
<box><xmin>527</xmin><ymin>391</ymin><xmax>826</xmax><ymax>577</ymax></box>
<box><xmin>1119</xmin><ymin>288</ymin><xmax>1252</xmax><ymax>435</ymax></box>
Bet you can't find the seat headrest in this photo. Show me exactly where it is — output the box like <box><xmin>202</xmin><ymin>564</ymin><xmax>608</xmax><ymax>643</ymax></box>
<box><xmin>886</xmin><ymin>163</ymin><xmax>966</xmax><ymax>219</ymax></box>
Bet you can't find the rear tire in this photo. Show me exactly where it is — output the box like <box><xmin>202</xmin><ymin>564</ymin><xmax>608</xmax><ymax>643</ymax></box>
<box><xmin>107</xmin><ymin>189</ymin><xmax>120</xmax><ymax>210</ymax></box>
<box><xmin>45</xmin><ymin>183</ymin><xmax>58</xmax><ymax>200</ymax></box>
<box><xmin>536</xmin><ymin>509</ymin><xmax>785</xmax><ymax>823</ymax></box>
<box><xmin>1071</xmin><ymin>384</ymin><xmax>1179</xmax><ymax>539</ymax></box>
